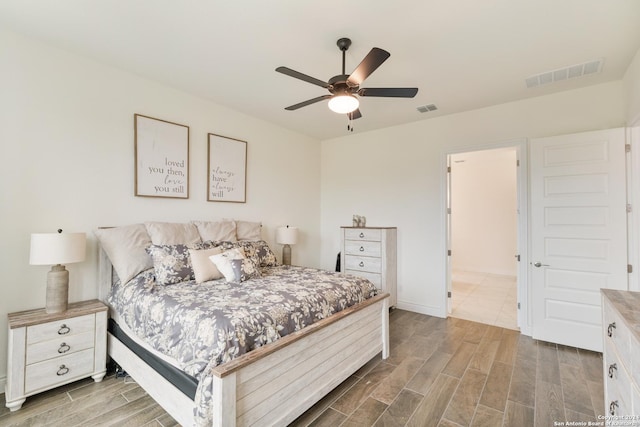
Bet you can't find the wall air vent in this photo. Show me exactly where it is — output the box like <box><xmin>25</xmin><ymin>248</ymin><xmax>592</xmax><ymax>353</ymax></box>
<box><xmin>525</xmin><ymin>59</ymin><xmax>604</xmax><ymax>89</ymax></box>
<box><xmin>417</xmin><ymin>104</ymin><xmax>438</xmax><ymax>113</ymax></box>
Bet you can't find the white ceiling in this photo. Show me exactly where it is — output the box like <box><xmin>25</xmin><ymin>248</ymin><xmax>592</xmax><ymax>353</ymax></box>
<box><xmin>2</xmin><ymin>1</ymin><xmax>640</xmax><ymax>140</ymax></box>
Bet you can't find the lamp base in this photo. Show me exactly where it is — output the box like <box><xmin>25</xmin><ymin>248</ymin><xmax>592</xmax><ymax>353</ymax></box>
<box><xmin>282</xmin><ymin>244</ymin><xmax>292</xmax><ymax>266</ymax></box>
<box><xmin>46</xmin><ymin>264</ymin><xmax>69</xmax><ymax>314</ymax></box>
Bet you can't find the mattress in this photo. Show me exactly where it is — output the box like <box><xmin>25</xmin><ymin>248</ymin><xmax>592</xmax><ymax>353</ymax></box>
<box><xmin>108</xmin><ymin>318</ymin><xmax>197</xmax><ymax>399</ymax></box>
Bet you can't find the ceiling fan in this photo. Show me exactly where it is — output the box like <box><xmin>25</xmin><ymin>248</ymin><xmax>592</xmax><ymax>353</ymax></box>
<box><xmin>276</xmin><ymin>37</ymin><xmax>418</xmax><ymax>125</ymax></box>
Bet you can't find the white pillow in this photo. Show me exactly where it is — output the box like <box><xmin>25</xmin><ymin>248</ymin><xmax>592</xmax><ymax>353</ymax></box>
<box><xmin>189</xmin><ymin>247</ymin><xmax>224</xmax><ymax>283</ymax></box>
<box><xmin>94</xmin><ymin>224</ymin><xmax>153</xmax><ymax>284</ymax></box>
<box><xmin>145</xmin><ymin>222</ymin><xmax>201</xmax><ymax>245</ymax></box>
<box><xmin>209</xmin><ymin>248</ymin><xmax>261</xmax><ymax>282</ymax></box>
<box><xmin>234</xmin><ymin>220</ymin><xmax>262</xmax><ymax>241</ymax></box>
<box><xmin>192</xmin><ymin>220</ymin><xmax>237</xmax><ymax>242</ymax></box>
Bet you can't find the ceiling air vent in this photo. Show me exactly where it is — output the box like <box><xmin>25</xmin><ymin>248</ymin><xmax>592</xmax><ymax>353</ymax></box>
<box><xmin>525</xmin><ymin>58</ymin><xmax>604</xmax><ymax>88</ymax></box>
<box><xmin>417</xmin><ymin>104</ymin><xmax>438</xmax><ymax>113</ymax></box>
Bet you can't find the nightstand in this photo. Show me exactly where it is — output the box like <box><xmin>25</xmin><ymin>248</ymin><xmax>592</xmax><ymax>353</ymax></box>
<box><xmin>5</xmin><ymin>299</ymin><xmax>108</xmax><ymax>411</ymax></box>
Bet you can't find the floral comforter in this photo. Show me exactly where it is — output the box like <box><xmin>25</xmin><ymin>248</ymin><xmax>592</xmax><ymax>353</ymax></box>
<box><xmin>108</xmin><ymin>265</ymin><xmax>377</xmax><ymax>426</ymax></box>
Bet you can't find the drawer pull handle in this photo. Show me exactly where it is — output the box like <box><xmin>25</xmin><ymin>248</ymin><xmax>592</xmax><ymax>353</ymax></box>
<box><xmin>608</xmin><ymin>363</ymin><xmax>617</xmax><ymax>378</ymax></box>
<box><xmin>359</xmin><ymin>246</ymin><xmax>365</xmax><ymax>252</ymax></box>
<box><xmin>57</xmin><ymin>365</ymin><xmax>69</xmax><ymax>376</ymax></box>
<box><xmin>58</xmin><ymin>343</ymin><xmax>71</xmax><ymax>354</ymax></box>
<box><xmin>359</xmin><ymin>261</ymin><xmax>365</xmax><ymax>267</ymax></box>
<box><xmin>609</xmin><ymin>400</ymin><xmax>619</xmax><ymax>416</ymax></box>
<box><xmin>58</xmin><ymin>324</ymin><xmax>71</xmax><ymax>335</ymax></box>
<box><xmin>607</xmin><ymin>322</ymin><xmax>616</xmax><ymax>337</ymax></box>
<box><xmin>359</xmin><ymin>232</ymin><xmax>364</xmax><ymax>238</ymax></box>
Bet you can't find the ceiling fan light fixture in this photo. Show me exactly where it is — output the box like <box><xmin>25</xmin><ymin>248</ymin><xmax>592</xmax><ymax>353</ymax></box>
<box><xmin>328</xmin><ymin>94</ymin><xmax>359</xmax><ymax>114</ymax></box>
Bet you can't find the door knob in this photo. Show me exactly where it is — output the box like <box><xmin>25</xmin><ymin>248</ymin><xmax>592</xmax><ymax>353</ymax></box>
<box><xmin>533</xmin><ymin>262</ymin><xmax>549</xmax><ymax>267</ymax></box>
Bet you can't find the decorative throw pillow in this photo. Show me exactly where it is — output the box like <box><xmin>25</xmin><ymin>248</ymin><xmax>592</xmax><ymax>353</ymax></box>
<box><xmin>192</xmin><ymin>220</ymin><xmax>237</xmax><ymax>242</ymax></box>
<box><xmin>189</xmin><ymin>247</ymin><xmax>224</xmax><ymax>283</ymax></box>
<box><xmin>209</xmin><ymin>248</ymin><xmax>261</xmax><ymax>282</ymax></box>
<box><xmin>146</xmin><ymin>244</ymin><xmax>195</xmax><ymax>285</ymax></box>
<box><xmin>94</xmin><ymin>224</ymin><xmax>153</xmax><ymax>284</ymax></box>
<box><xmin>145</xmin><ymin>222</ymin><xmax>201</xmax><ymax>245</ymax></box>
<box><xmin>235</xmin><ymin>240</ymin><xmax>278</xmax><ymax>267</ymax></box>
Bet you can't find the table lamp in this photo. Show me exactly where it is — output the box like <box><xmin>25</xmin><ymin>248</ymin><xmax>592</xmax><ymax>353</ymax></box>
<box><xmin>276</xmin><ymin>226</ymin><xmax>298</xmax><ymax>266</ymax></box>
<box><xmin>30</xmin><ymin>229</ymin><xmax>86</xmax><ymax>314</ymax></box>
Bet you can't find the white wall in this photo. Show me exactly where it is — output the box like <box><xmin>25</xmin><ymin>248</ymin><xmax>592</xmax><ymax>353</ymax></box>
<box><xmin>320</xmin><ymin>81</ymin><xmax>625</xmax><ymax>317</ymax></box>
<box><xmin>624</xmin><ymin>47</ymin><xmax>640</xmax><ymax>124</ymax></box>
<box><xmin>451</xmin><ymin>148</ymin><xmax>517</xmax><ymax>276</ymax></box>
<box><xmin>0</xmin><ymin>29</ymin><xmax>321</xmax><ymax>382</ymax></box>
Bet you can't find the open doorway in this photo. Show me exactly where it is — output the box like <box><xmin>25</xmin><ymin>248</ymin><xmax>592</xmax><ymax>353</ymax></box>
<box><xmin>447</xmin><ymin>147</ymin><xmax>520</xmax><ymax>330</ymax></box>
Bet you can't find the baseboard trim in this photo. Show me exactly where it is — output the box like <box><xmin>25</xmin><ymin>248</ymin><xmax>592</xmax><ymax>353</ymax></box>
<box><xmin>0</xmin><ymin>375</ymin><xmax>6</xmax><ymax>397</ymax></box>
<box><xmin>396</xmin><ymin>301</ymin><xmax>445</xmax><ymax>318</ymax></box>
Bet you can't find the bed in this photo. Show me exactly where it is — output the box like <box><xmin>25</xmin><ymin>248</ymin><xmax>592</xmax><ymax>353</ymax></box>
<box><xmin>95</xmin><ymin>221</ymin><xmax>390</xmax><ymax>427</ymax></box>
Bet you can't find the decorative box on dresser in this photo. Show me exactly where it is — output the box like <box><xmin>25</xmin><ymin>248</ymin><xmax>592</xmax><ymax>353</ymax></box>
<box><xmin>340</xmin><ymin>226</ymin><xmax>397</xmax><ymax>308</ymax></box>
<box><xmin>601</xmin><ymin>289</ymin><xmax>640</xmax><ymax>424</ymax></box>
<box><xmin>5</xmin><ymin>299</ymin><xmax>108</xmax><ymax>411</ymax></box>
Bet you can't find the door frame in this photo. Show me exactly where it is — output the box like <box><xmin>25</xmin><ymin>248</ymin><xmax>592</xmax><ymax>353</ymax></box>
<box><xmin>443</xmin><ymin>138</ymin><xmax>530</xmax><ymax>335</ymax></box>
<box><xmin>628</xmin><ymin>118</ymin><xmax>640</xmax><ymax>292</ymax></box>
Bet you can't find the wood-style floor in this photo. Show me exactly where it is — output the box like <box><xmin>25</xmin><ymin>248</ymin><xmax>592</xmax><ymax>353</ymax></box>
<box><xmin>0</xmin><ymin>309</ymin><xmax>604</xmax><ymax>427</ymax></box>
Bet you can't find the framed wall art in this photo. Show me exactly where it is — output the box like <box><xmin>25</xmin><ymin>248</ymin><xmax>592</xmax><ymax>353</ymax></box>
<box><xmin>207</xmin><ymin>133</ymin><xmax>247</xmax><ymax>203</ymax></box>
<box><xmin>134</xmin><ymin>114</ymin><xmax>189</xmax><ymax>198</ymax></box>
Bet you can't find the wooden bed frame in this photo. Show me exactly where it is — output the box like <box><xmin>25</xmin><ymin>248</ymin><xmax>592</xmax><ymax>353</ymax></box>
<box><xmin>98</xmin><ymin>248</ymin><xmax>390</xmax><ymax>426</ymax></box>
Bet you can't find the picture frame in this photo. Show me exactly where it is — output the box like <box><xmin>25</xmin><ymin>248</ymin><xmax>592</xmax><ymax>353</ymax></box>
<box><xmin>134</xmin><ymin>114</ymin><xmax>189</xmax><ymax>199</ymax></box>
<box><xmin>207</xmin><ymin>133</ymin><xmax>247</xmax><ymax>203</ymax></box>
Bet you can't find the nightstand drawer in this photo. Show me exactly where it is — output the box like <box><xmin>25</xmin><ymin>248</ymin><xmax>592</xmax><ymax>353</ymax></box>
<box><xmin>26</xmin><ymin>330</ymin><xmax>95</xmax><ymax>365</ymax></box>
<box><xmin>27</xmin><ymin>314</ymin><xmax>95</xmax><ymax>345</ymax></box>
<box><xmin>344</xmin><ymin>269</ymin><xmax>382</xmax><ymax>287</ymax></box>
<box><xmin>24</xmin><ymin>348</ymin><xmax>95</xmax><ymax>394</ymax></box>
<box><xmin>344</xmin><ymin>241</ymin><xmax>381</xmax><ymax>257</ymax></box>
<box><xmin>344</xmin><ymin>228</ymin><xmax>382</xmax><ymax>241</ymax></box>
<box><xmin>345</xmin><ymin>255</ymin><xmax>382</xmax><ymax>273</ymax></box>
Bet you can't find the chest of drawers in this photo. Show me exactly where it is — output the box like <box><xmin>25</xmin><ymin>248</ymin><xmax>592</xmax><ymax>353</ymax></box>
<box><xmin>5</xmin><ymin>299</ymin><xmax>108</xmax><ymax>411</ymax></box>
<box><xmin>601</xmin><ymin>289</ymin><xmax>640</xmax><ymax>424</ymax></box>
<box><xmin>340</xmin><ymin>227</ymin><xmax>397</xmax><ymax>307</ymax></box>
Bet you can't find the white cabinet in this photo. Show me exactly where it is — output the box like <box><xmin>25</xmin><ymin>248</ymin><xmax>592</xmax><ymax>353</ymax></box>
<box><xmin>341</xmin><ymin>227</ymin><xmax>397</xmax><ymax>307</ymax></box>
<box><xmin>5</xmin><ymin>299</ymin><xmax>108</xmax><ymax>411</ymax></box>
<box><xmin>602</xmin><ymin>290</ymin><xmax>640</xmax><ymax>425</ymax></box>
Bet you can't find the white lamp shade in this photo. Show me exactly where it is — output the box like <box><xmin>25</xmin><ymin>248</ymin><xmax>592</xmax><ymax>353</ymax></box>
<box><xmin>276</xmin><ymin>226</ymin><xmax>299</xmax><ymax>245</ymax></box>
<box><xmin>328</xmin><ymin>95</ymin><xmax>359</xmax><ymax>114</ymax></box>
<box><xmin>30</xmin><ymin>232</ymin><xmax>87</xmax><ymax>265</ymax></box>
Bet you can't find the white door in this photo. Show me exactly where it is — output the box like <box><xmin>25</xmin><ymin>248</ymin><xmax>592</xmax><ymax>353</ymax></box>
<box><xmin>531</xmin><ymin>128</ymin><xmax>627</xmax><ymax>352</ymax></box>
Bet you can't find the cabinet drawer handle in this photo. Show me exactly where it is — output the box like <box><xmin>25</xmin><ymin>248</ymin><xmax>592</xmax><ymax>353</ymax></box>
<box><xmin>359</xmin><ymin>261</ymin><xmax>365</xmax><ymax>267</ymax></box>
<box><xmin>58</xmin><ymin>324</ymin><xmax>71</xmax><ymax>335</ymax></box>
<box><xmin>608</xmin><ymin>363</ymin><xmax>617</xmax><ymax>379</ymax></box>
<box><xmin>58</xmin><ymin>342</ymin><xmax>71</xmax><ymax>354</ymax></box>
<box><xmin>359</xmin><ymin>232</ymin><xmax>364</xmax><ymax>238</ymax></box>
<box><xmin>607</xmin><ymin>322</ymin><xmax>616</xmax><ymax>337</ymax></box>
<box><xmin>57</xmin><ymin>365</ymin><xmax>69</xmax><ymax>376</ymax></box>
<box><xmin>359</xmin><ymin>246</ymin><xmax>365</xmax><ymax>252</ymax></box>
<box><xmin>609</xmin><ymin>400</ymin><xmax>619</xmax><ymax>416</ymax></box>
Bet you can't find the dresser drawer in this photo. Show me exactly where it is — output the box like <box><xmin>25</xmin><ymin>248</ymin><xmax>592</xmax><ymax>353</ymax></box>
<box><xmin>344</xmin><ymin>241</ymin><xmax>381</xmax><ymax>257</ymax></box>
<box><xmin>26</xmin><ymin>330</ymin><xmax>95</xmax><ymax>365</ymax></box>
<box><xmin>344</xmin><ymin>269</ymin><xmax>382</xmax><ymax>287</ymax></box>
<box><xmin>605</xmin><ymin>340</ymin><xmax>633</xmax><ymax>417</ymax></box>
<box><xmin>27</xmin><ymin>314</ymin><xmax>95</xmax><ymax>345</ymax></box>
<box><xmin>603</xmin><ymin>300</ymin><xmax>630</xmax><ymax>365</ymax></box>
<box><xmin>345</xmin><ymin>255</ymin><xmax>382</xmax><ymax>273</ymax></box>
<box><xmin>24</xmin><ymin>348</ymin><xmax>95</xmax><ymax>394</ymax></box>
<box><xmin>344</xmin><ymin>228</ymin><xmax>382</xmax><ymax>242</ymax></box>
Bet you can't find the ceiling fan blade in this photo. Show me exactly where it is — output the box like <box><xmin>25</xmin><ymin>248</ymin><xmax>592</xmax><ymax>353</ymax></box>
<box><xmin>346</xmin><ymin>48</ymin><xmax>390</xmax><ymax>87</ymax></box>
<box><xmin>358</xmin><ymin>87</ymin><xmax>419</xmax><ymax>98</ymax></box>
<box><xmin>284</xmin><ymin>95</ymin><xmax>332</xmax><ymax>111</ymax></box>
<box><xmin>276</xmin><ymin>66</ymin><xmax>329</xmax><ymax>89</ymax></box>
<box><xmin>348</xmin><ymin>109</ymin><xmax>362</xmax><ymax>120</ymax></box>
